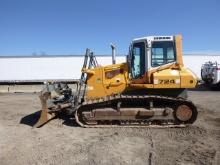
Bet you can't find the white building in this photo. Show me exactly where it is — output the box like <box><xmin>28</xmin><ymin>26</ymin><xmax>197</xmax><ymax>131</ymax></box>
<box><xmin>0</xmin><ymin>55</ymin><xmax>219</xmax><ymax>83</ymax></box>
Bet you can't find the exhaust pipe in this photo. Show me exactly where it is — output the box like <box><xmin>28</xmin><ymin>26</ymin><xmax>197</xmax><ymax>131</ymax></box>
<box><xmin>110</xmin><ymin>43</ymin><xmax>116</xmax><ymax>64</ymax></box>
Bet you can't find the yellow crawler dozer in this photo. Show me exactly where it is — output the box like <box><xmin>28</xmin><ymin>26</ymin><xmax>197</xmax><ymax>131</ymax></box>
<box><xmin>34</xmin><ymin>35</ymin><xmax>198</xmax><ymax>128</ymax></box>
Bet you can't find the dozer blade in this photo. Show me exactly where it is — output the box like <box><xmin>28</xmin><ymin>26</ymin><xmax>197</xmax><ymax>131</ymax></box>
<box><xmin>33</xmin><ymin>92</ymin><xmax>56</xmax><ymax>128</ymax></box>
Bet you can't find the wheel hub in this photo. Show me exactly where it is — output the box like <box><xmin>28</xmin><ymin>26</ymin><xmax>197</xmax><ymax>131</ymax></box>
<box><xmin>176</xmin><ymin>105</ymin><xmax>193</xmax><ymax>122</ymax></box>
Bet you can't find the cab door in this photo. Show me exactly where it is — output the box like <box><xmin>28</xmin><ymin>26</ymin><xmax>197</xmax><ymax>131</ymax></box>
<box><xmin>131</xmin><ymin>42</ymin><xmax>146</xmax><ymax>80</ymax></box>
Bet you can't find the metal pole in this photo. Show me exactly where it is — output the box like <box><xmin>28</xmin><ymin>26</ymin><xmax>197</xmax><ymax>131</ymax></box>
<box><xmin>110</xmin><ymin>43</ymin><xmax>116</xmax><ymax>64</ymax></box>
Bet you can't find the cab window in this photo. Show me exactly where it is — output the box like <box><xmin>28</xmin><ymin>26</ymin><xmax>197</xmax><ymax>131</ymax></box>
<box><xmin>131</xmin><ymin>42</ymin><xmax>145</xmax><ymax>79</ymax></box>
<box><xmin>151</xmin><ymin>41</ymin><xmax>175</xmax><ymax>67</ymax></box>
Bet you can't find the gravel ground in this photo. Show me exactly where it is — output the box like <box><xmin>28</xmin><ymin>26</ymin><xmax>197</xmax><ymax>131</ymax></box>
<box><xmin>0</xmin><ymin>91</ymin><xmax>220</xmax><ymax>165</ymax></box>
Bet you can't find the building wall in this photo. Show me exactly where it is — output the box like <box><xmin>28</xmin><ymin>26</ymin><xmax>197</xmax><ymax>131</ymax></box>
<box><xmin>0</xmin><ymin>55</ymin><xmax>219</xmax><ymax>82</ymax></box>
<box><xmin>0</xmin><ymin>56</ymin><xmax>125</xmax><ymax>82</ymax></box>
<box><xmin>183</xmin><ymin>55</ymin><xmax>220</xmax><ymax>78</ymax></box>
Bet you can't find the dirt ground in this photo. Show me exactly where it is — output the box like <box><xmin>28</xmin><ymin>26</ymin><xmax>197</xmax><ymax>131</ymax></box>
<box><xmin>0</xmin><ymin>90</ymin><xmax>220</xmax><ymax>165</ymax></box>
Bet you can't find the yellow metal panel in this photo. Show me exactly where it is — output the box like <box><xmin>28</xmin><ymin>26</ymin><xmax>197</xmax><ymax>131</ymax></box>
<box><xmin>153</xmin><ymin>69</ymin><xmax>181</xmax><ymax>88</ymax></box>
<box><xmin>103</xmin><ymin>63</ymin><xmax>128</xmax><ymax>96</ymax></box>
<box><xmin>180</xmin><ymin>67</ymin><xmax>197</xmax><ymax>88</ymax></box>
<box><xmin>86</xmin><ymin>67</ymin><xmax>107</xmax><ymax>98</ymax></box>
<box><xmin>86</xmin><ymin>63</ymin><xmax>129</xmax><ymax>99</ymax></box>
<box><xmin>175</xmin><ymin>35</ymin><xmax>184</xmax><ymax>67</ymax></box>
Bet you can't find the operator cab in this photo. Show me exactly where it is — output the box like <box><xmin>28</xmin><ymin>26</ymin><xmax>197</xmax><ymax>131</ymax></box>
<box><xmin>128</xmin><ymin>36</ymin><xmax>176</xmax><ymax>79</ymax></box>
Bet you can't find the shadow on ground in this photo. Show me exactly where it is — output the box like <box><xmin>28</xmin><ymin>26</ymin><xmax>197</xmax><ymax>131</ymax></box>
<box><xmin>20</xmin><ymin>111</ymin><xmax>78</xmax><ymax>127</ymax></box>
<box><xmin>20</xmin><ymin>110</ymin><xmax>41</xmax><ymax>127</ymax></box>
<box><xmin>59</xmin><ymin>112</ymin><xmax>79</xmax><ymax>127</ymax></box>
<box><xmin>189</xmin><ymin>84</ymin><xmax>220</xmax><ymax>91</ymax></box>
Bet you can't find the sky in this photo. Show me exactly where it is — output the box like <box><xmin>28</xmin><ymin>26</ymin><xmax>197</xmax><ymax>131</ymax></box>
<box><xmin>0</xmin><ymin>0</ymin><xmax>219</xmax><ymax>56</ymax></box>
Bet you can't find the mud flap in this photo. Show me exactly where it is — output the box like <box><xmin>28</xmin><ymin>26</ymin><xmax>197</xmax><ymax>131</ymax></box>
<box><xmin>33</xmin><ymin>92</ymin><xmax>56</xmax><ymax>128</ymax></box>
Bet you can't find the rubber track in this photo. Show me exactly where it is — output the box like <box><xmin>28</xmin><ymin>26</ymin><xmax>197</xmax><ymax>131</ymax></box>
<box><xmin>75</xmin><ymin>94</ymin><xmax>197</xmax><ymax>128</ymax></box>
